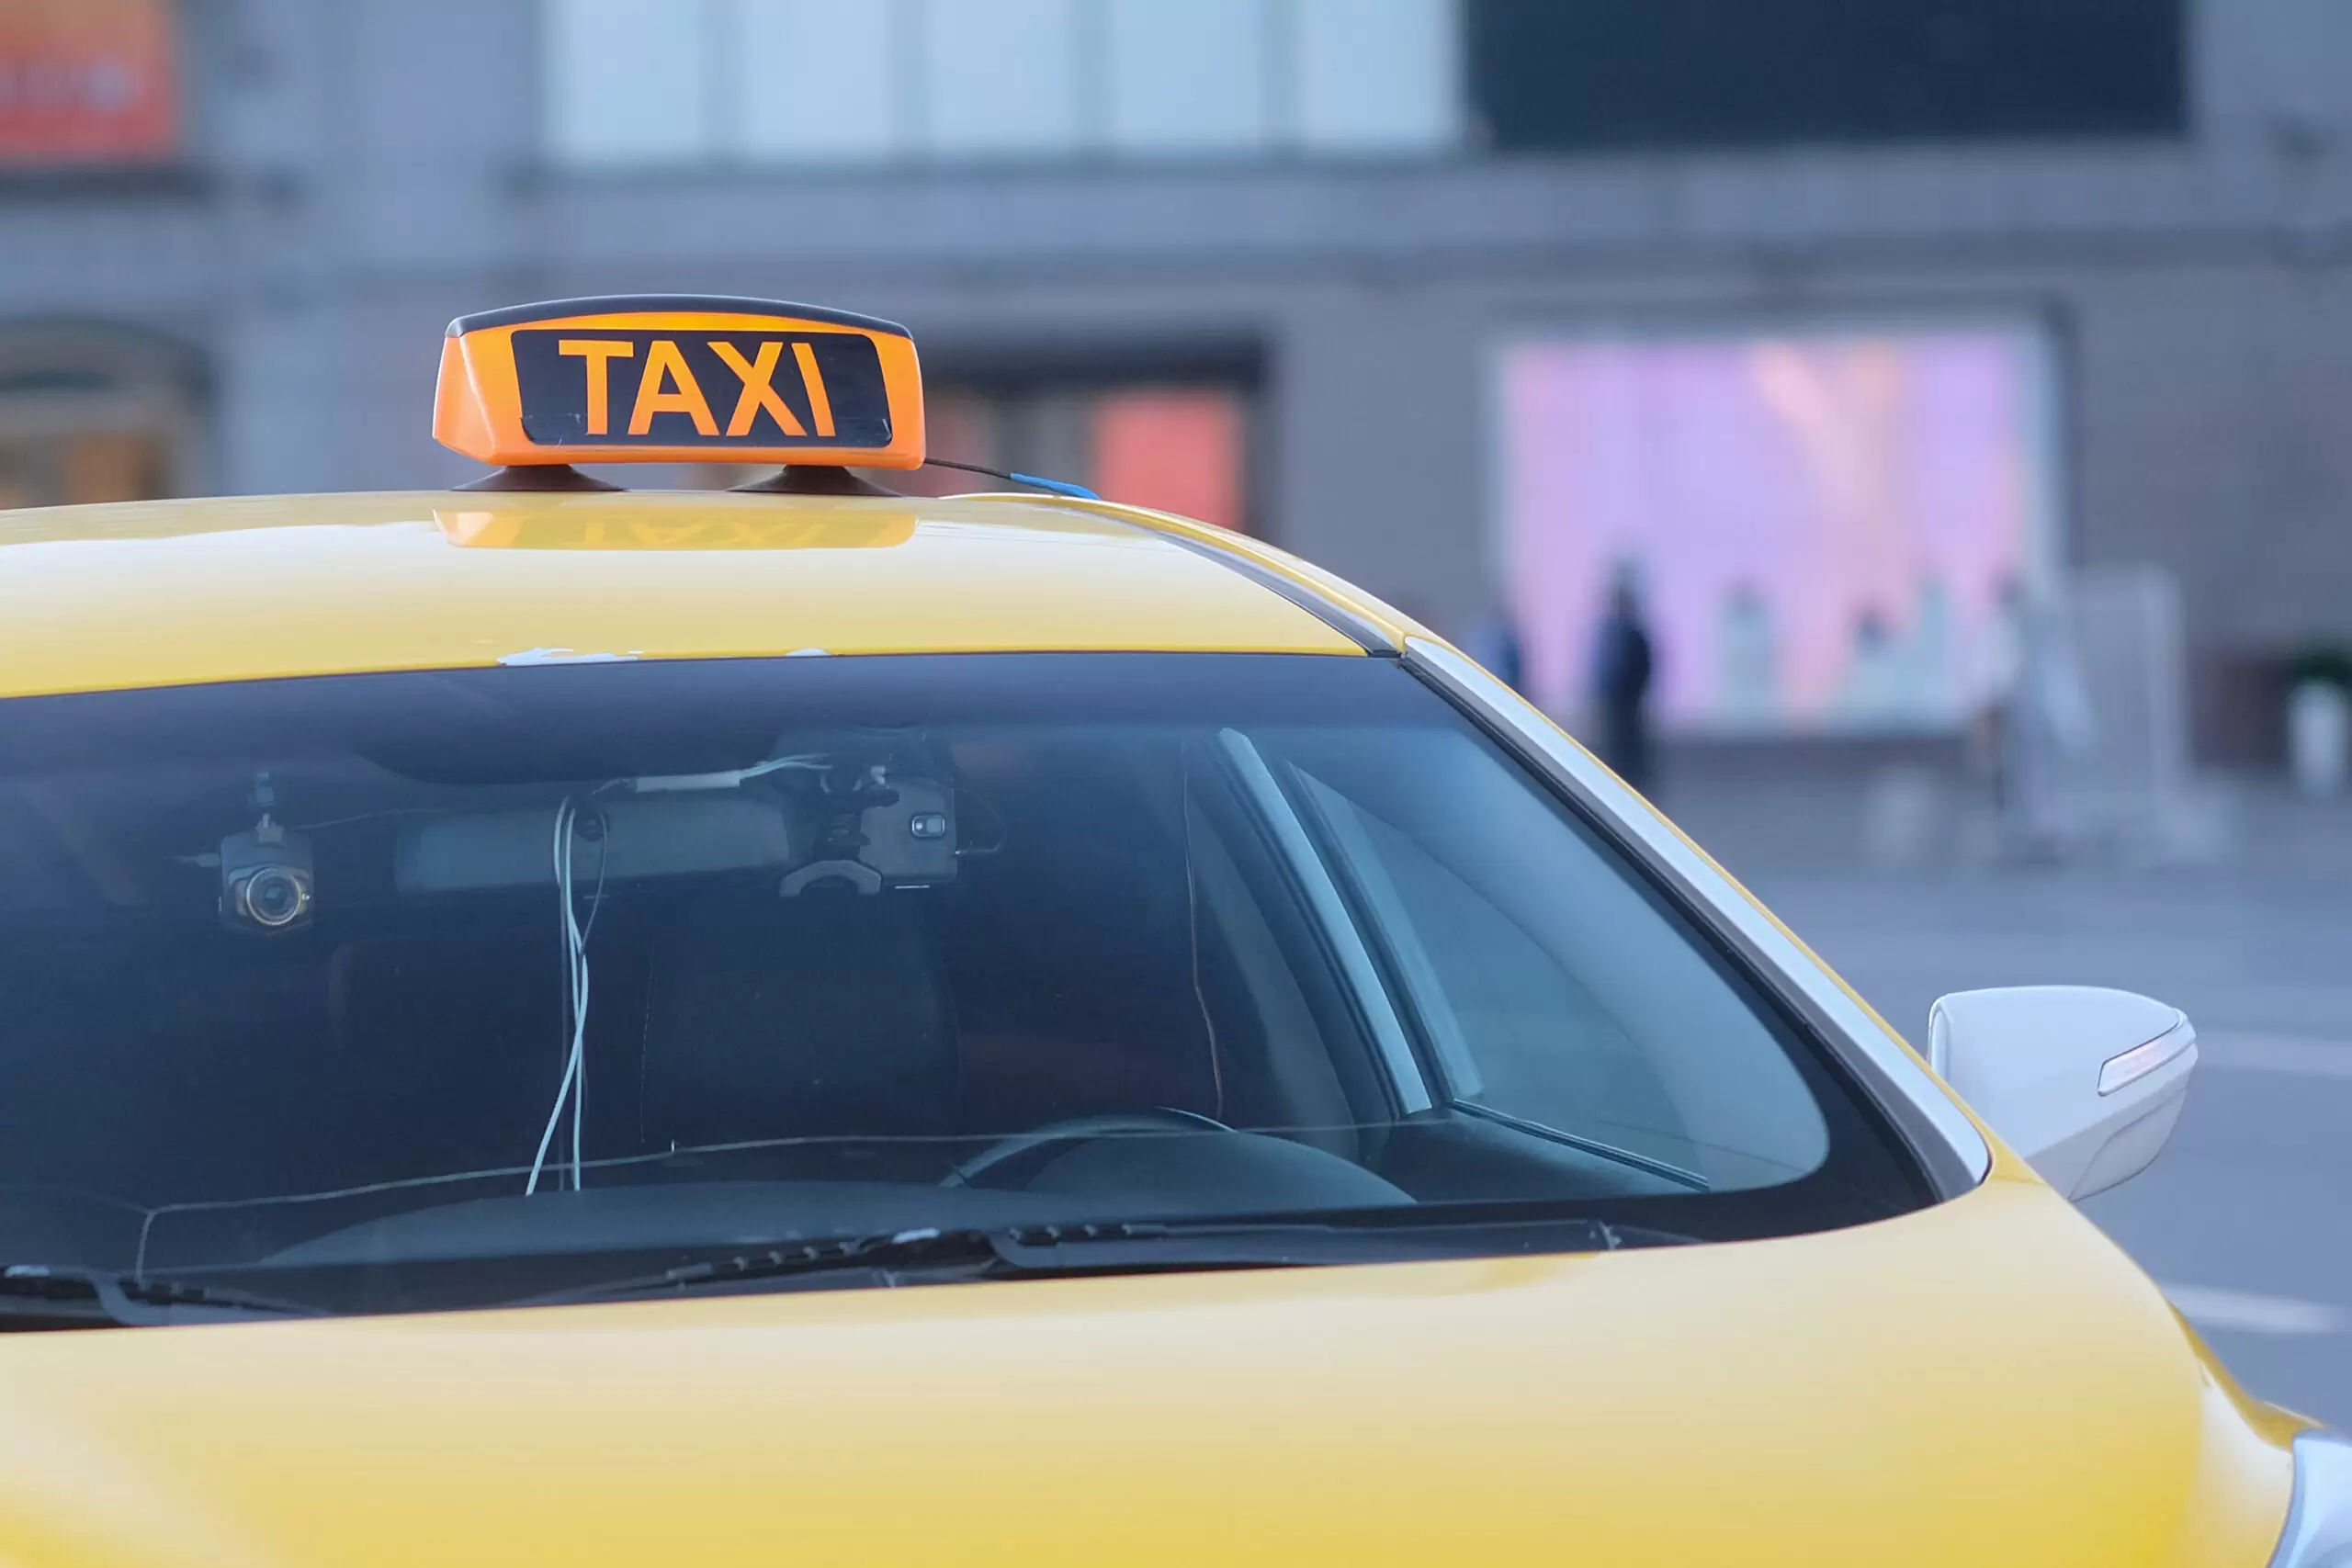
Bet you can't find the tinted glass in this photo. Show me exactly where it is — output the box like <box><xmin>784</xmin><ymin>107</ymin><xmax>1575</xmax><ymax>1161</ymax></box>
<box><xmin>1468</xmin><ymin>0</ymin><xmax>2187</xmax><ymax>152</ymax></box>
<box><xmin>0</xmin><ymin>654</ymin><xmax>1923</xmax><ymax>1319</ymax></box>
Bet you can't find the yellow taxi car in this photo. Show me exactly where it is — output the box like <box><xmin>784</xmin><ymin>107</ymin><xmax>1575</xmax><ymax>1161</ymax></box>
<box><xmin>0</xmin><ymin>295</ymin><xmax>2339</xmax><ymax>1567</ymax></box>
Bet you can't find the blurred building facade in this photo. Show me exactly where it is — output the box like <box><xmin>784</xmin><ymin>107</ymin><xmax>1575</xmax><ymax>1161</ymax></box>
<box><xmin>3</xmin><ymin>0</ymin><xmax>2350</xmax><ymax>757</ymax></box>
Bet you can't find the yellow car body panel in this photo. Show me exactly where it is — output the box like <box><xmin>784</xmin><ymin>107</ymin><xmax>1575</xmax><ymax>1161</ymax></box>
<box><xmin>0</xmin><ymin>487</ymin><xmax>2305</xmax><ymax>1564</ymax></box>
<box><xmin>0</xmin><ymin>491</ymin><xmax>1358</xmax><ymax>701</ymax></box>
<box><xmin>0</xmin><ymin>1169</ymin><xmax>2295</xmax><ymax>1568</ymax></box>
<box><xmin>1044</xmin><ymin>495</ymin><xmax>1438</xmax><ymax>643</ymax></box>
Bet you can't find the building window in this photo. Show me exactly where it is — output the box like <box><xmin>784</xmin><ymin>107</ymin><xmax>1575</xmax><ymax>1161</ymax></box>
<box><xmin>0</xmin><ymin>325</ymin><xmax>200</xmax><ymax>508</ymax></box>
<box><xmin>0</xmin><ymin>0</ymin><xmax>179</xmax><ymax>167</ymax></box>
<box><xmin>542</xmin><ymin>0</ymin><xmax>1460</xmax><ymax>168</ymax></box>
<box><xmin>736</xmin><ymin>0</ymin><xmax>899</xmax><ymax>161</ymax></box>
<box><xmin>1102</xmin><ymin>0</ymin><xmax>1272</xmax><ymax>155</ymax></box>
<box><xmin>1496</xmin><ymin>323</ymin><xmax>2058</xmax><ymax>734</ymax></box>
<box><xmin>918</xmin><ymin>0</ymin><xmax>1084</xmax><ymax>157</ymax></box>
<box><xmin>905</xmin><ymin>380</ymin><xmax>1254</xmax><ymax>532</ymax></box>
<box><xmin>1466</xmin><ymin>0</ymin><xmax>2186</xmax><ymax>154</ymax></box>
<box><xmin>1294</xmin><ymin>0</ymin><xmax>1456</xmax><ymax>152</ymax></box>
<box><xmin>667</xmin><ymin>378</ymin><xmax>1257</xmax><ymax>535</ymax></box>
<box><xmin>544</xmin><ymin>0</ymin><xmax>720</xmax><ymax>165</ymax></box>
<box><xmin>1089</xmin><ymin>389</ymin><xmax>1247</xmax><ymax>529</ymax></box>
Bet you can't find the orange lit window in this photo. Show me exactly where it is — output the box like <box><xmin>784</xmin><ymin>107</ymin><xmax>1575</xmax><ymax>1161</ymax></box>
<box><xmin>0</xmin><ymin>0</ymin><xmax>178</xmax><ymax>166</ymax></box>
<box><xmin>1091</xmin><ymin>389</ymin><xmax>1245</xmax><ymax>531</ymax></box>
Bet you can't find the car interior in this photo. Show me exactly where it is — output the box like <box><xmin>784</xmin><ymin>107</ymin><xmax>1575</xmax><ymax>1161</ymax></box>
<box><xmin>0</xmin><ymin>656</ymin><xmax>1911</xmax><ymax>1288</ymax></box>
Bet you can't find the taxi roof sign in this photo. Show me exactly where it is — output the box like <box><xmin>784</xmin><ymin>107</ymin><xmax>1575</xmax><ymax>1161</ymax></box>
<box><xmin>433</xmin><ymin>295</ymin><xmax>925</xmax><ymax>471</ymax></box>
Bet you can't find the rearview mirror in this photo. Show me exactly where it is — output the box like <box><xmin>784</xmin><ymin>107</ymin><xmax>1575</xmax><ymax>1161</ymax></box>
<box><xmin>1928</xmin><ymin>986</ymin><xmax>2197</xmax><ymax>1200</ymax></box>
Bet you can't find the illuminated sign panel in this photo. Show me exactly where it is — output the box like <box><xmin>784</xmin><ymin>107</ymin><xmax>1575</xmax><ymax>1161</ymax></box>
<box><xmin>509</xmin><ymin>330</ymin><xmax>892</xmax><ymax>449</ymax></box>
<box><xmin>0</xmin><ymin>0</ymin><xmax>178</xmax><ymax>165</ymax></box>
<box><xmin>435</xmin><ymin>297</ymin><xmax>925</xmax><ymax>470</ymax></box>
<box><xmin>1498</xmin><ymin>325</ymin><xmax>2056</xmax><ymax>734</ymax></box>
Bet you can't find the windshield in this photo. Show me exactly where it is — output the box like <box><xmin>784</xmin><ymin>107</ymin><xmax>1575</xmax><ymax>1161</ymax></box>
<box><xmin>0</xmin><ymin>653</ymin><xmax>1924</xmax><ymax>1319</ymax></box>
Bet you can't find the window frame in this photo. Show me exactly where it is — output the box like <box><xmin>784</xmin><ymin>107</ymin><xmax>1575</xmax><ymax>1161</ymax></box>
<box><xmin>1275</xmin><ymin>757</ymin><xmax>1719</xmax><ymax>1191</ymax></box>
<box><xmin>0</xmin><ymin>647</ymin><xmax>1979</xmax><ymax>1221</ymax></box>
<box><xmin>1395</xmin><ymin>638</ymin><xmax>1989</xmax><ymax>1200</ymax></box>
<box><xmin>1216</xmin><ymin>729</ymin><xmax>1435</xmax><ymax>1116</ymax></box>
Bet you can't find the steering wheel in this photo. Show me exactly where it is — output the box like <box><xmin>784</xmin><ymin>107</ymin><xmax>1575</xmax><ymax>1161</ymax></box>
<box><xmin>941</xmin><ymin>1109</ymin><xmax>1233</xmax><ymax>1189</ymax></box>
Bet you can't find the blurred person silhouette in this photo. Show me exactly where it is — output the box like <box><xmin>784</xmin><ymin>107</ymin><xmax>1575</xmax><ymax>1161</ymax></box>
<box><xmin>1897</xmin><ymin>576</ymin><xmax>1956</xmax><ymax>718</ymax></box>
<box><xmin>2012</xmin><ymin>585</ymin><xmax>2096</xmax><ymax>849</ymax></box>
<box><xmin>1968</xmin><ymin>577</ymin><xmax>2029</xmax><ymax>808</ymax></box>
<box><xmin>1713</xmin><ymin>581</ymin><xmax>1778</xmax><ymax>728</ymax></box>
<box><xmin>1835</xmin><ymin>608</ymin><xmax>1903</xmax><ymax>720</ymax></box>
<box><xmin>1466</xmin><ymin>609</ymin><xmax>1525</xmax><ymax>690</ymax></box>
<box><xmin>1589</xmin><ymin>565</ymin><xmax>1657</xmax><ymax>792</ymax></box>
<box><xmin>1966</xmin><ymin>574</ymin><xmax>2097</xmax><ymax>850</ymax></box>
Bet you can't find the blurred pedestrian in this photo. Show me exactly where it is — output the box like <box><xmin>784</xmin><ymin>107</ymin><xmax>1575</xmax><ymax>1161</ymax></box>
<box><xmin>1713</xmin><ymin>581</ymin><xmax>1779</xmax><ymax>728</ymax></box>
<box><xmin>1970</xmin><ymin>575</ymin><xmax>2096</xmax><ymax>853</ymax></box>
<box><xmin>1466</xmin><ymin>611</ymin><xmax>1525</xmax><ymax>691</ymax></box>
<box><xmin>1967</xmin><ymin>577</ymin><xmax>2027</xmax><ymax>810</ymax></box>
<box><xmin>1590</xmin><ymin>568</ymin><xmax>1657</xmax><ymax>793</ymax></box>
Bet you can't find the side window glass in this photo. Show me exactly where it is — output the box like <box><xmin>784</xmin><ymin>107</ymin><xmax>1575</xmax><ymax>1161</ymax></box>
<box><xmin>1301</xmin><ymin>777</ymin><xmax>1692</xmax><ymax>1169</ymax></box>
<box><xmin>1283</xmin><ymin>732</ymin><xmax>1828</xmax><ymax>1191</ymax></box>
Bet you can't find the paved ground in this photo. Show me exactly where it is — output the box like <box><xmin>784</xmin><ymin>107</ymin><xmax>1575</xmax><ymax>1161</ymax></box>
<box><xmin>1668</xmin><ymin>771</ymin><xmax>2352</xmax><ymax>1427</ymax></box>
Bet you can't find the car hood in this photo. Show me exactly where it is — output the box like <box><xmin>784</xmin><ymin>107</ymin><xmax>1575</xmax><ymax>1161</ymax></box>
<box><xmin>0</xmin><ymin>1169</ymin><xmax>2296</xmax><ymax>1568</ymax></box>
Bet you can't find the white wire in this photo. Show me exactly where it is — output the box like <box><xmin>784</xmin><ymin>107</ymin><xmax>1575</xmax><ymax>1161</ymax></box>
<box><xmin>526</xmin><ymin>799</ymin><xmax>571</xmax><ymax>1194</ymax></box>
<box><xmin>526</xmin><ymin>799</ymin><xmax>594</xmax><ymax>1195</ymax></box>
<box><xmin>565</xmin><ymin>802</ymin><xmax>585</xmax><ymax>1190</ymax></box>
<box><xmin>626</xmin><ymin>754</ymin><xmax>830</xmax><ymax>793</ymax></box>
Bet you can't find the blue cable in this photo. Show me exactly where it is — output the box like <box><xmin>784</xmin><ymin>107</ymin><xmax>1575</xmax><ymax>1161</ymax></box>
<box><xmin>1009</xmin><ymin>472</ymin><xmax>1102</xmax><ymax>502</ymax></box>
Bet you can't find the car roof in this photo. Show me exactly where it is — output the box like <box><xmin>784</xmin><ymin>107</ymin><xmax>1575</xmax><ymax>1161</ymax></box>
<box><xmin>0</xmin><ymin>489</ymin><xmax>1402</xmax><ymax>701</ymax></box>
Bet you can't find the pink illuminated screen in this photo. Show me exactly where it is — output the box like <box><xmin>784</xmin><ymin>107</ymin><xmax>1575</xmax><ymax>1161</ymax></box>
<box><xmin>1092</xmin><ymin>391</ymin><xmax>1245</xmax><ymax>532</ymax></box>
<box><xmin>1500</xmin><ymin>329</ymin><xmax>2052</xmax><ymax>732</ymax></box>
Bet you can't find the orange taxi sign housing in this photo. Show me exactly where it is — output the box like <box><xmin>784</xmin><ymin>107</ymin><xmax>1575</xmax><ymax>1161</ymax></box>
<box><xmin>432</xmin><ymin>295</ymin><xmax>926</xmax><ymax>470</ymax></box>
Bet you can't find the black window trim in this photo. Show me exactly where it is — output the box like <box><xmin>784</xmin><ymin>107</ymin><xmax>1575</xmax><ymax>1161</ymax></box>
<box><xmin>1210</xmin><ymin>728</ymin><xmax>1436</xmax><ymax>1120</ymax></box>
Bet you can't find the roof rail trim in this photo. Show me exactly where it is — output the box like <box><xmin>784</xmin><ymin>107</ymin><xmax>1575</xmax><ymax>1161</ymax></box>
<box><xmin>1041</xmin><ymin>499</ymin><xmax>1400</xmax><ymax>654</ymax></box>
<box><xmin>1148</xmin><ymin>531</ymin><xmax>1398</xmax><ymax>654</ymax></box>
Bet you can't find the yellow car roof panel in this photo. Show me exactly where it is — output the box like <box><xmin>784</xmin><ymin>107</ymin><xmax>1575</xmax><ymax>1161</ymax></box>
<box><xmin>0</xmin><ymin>491</ymin><xmax>1363</xmax><ymax>701</ymax></box>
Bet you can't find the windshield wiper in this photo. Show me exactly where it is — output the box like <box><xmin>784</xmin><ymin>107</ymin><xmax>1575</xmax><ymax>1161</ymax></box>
<box><xmin>0</xmin><ymin>1264</ymin><xmax>324</xmax><ymax>1328</ymax></box>
<box><xmin>518</xmin><ymin>1226</ymin><xmax>1057</xmax><ymax>1308</ymax></box>
<box><xmin>520</xmin><ymin>1212</ymin><xmax>1698</xmax><ymax>1309</ymax></box>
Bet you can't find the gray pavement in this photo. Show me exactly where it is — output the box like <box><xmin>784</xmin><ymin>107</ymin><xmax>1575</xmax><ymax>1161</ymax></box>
<box><xmin>1667</xmin><ymin>772</ymin><xmax>2352</xmax><ymax>1427</ymax></box>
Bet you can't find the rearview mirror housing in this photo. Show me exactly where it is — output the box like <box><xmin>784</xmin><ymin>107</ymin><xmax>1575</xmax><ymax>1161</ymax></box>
<box><xmin>1928</xmin><ymin>986</ymin><xmax>2197</xmax><ymax>1200</ymax></box>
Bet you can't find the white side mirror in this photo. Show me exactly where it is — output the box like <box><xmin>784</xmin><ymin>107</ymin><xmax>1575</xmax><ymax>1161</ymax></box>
<box><xmin>1928</xmin><ymin>986</ymin><xmax>2197</xmax><ymax>1200</ymax></box>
